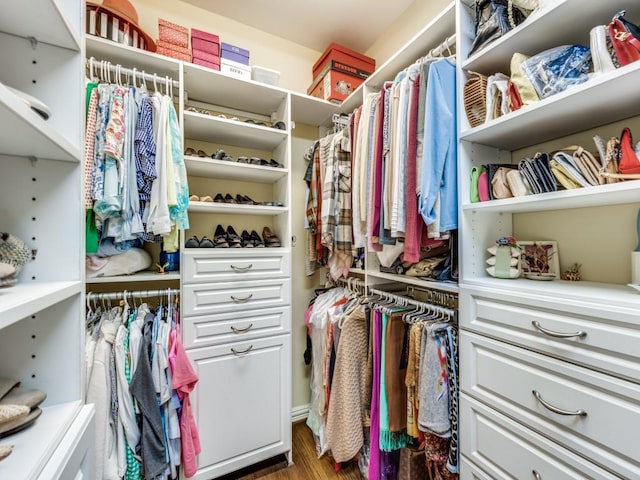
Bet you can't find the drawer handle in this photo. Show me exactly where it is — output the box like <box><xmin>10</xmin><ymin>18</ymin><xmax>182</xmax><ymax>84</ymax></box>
<box><xmin>532</xmin><ymin>470</ymin><xmax>542</xmax><ymax>480</ymax></box>
<box><xmin>230</xmin><ymin>294</ymin><xmax>253</xmax><ymax>303</ymax></box>
<box><xmin>531</xmin><ymin>321</ymin><xmax>586</xmax><ymax>339</ymax></box>
<box><xmin>231</xmin><ymin>345</ymin><xmax>253</xmax><ymax>356</ymax></box>
<box><xmin>532</xmin><ymin>390</ymin><xmax>587</xmax><ymax>417</ymax></box>
<box><xmin>230</xmin><ymin>264</ymin><xmax>253</xmax><ymax>272</ymax></box>
<box><xmin>231</xmin><ymin>323</ymin><xmax>254</xmax><ymax>334</ymax></box>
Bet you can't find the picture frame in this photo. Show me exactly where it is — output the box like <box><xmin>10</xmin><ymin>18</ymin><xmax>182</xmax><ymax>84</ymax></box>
<box><xmin>519</xmin><ymin>241</ymin><xmax>560</xmax><ymax>279</ymax></box>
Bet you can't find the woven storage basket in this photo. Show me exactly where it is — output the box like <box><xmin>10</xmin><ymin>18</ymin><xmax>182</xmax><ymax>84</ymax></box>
<box><xmin>464</xmin><ymin>71</ymin><xmax>488</xmax><ymax>128</ymax></box>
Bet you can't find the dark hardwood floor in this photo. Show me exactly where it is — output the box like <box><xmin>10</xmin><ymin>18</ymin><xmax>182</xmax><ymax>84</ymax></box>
<box><xmin>217</xmin><ymin>421</ymin><xmax>364</xmax><ymax>480</ymax></box>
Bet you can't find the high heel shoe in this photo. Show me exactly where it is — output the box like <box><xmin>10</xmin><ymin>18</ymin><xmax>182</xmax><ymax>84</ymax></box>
<box><xmin>214</xmin><ymin>225</ymin><xmax>229</xmax><ymax>247</ymax></box>
<box><xmin>262</xmin><ymin>226</ymin><xmax>281</xmax><ymax>247</ymax></box>
<box><xmin>226</xmin><ymin>226</ymin><xmax>242</xmax><ymax>248</ymax></box>
<box><xmin>250</xmin><ymin>230</ymin><xmax>265</xmax><ymax>248</ymax></box>
<box><xmin>241</xmin><ymin>230</ymin><xmax>254</xmax><ymax>248</ymax></box>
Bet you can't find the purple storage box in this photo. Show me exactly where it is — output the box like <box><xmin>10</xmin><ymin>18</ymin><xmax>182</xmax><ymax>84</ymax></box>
<box><xmin>221</xmin><ymin>42</ymin><xmax>250</xmax><ymax>65</ymax></box>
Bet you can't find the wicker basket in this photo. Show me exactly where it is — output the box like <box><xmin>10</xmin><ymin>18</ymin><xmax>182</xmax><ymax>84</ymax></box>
<box><xmin>464</xmin><ymin>71</ymin><xmax>488</xmax><ymax>128</ymax></box>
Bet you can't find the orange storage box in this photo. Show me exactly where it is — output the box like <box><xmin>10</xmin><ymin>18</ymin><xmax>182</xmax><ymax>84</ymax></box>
<box><xmin>312</xmin><ymin>42</ymin><xmax>375</xmax><ymax>80</ymax></box>
<box><xmin>158</xmin><ymin>18</ymin><xmax>189</xmax><ymax>48</ymax></box>
<box><xmin>156</xmin><ymin>39</ymin><xmax>192</xmax><ymax>62</ymax></box>
<box><xmin>309</xmin><ymin>70</ymin><xmax>365</xmax><ymax>104</ymax></box>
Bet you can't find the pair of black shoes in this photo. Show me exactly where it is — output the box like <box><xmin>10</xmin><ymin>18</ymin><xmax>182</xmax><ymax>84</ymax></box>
<box><xmin>215</xmin><ymin>225</ymin><xmax>265</xmax><ymax>248</ymax></box>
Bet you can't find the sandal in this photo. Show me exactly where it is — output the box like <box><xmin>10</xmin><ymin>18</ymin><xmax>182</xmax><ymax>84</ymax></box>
<box><xmin>189</xmin><ymin>195</ymin><xmax>199</xmax><ymax>202</ymax></box>
<box><xmin>199</xmin><ymin>195</ymin><xmax>214</xmax><ymax>202</ymax></box>
<box><xmin>262</xmin><ymin>227</ymin><xmax>281</xmax><ymax>247</ymax></box>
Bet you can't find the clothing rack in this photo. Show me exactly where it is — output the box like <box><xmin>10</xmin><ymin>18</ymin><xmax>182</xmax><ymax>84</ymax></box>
<box><xmin>332</xmin><ymin>113</ymin><xmax>350</xmax><ymax>133</ymax></box>
<box><xmin>368</xmin><ymin>286</ymin><xmax>457</xmax><ymax>315</ymax></box>
<box><xmin>86</xmin><ymin>56</ymin><xmax>180</xmax><ymax>93</ymax></box>
<box><xmin>425</xmin><ymin>34</ymin><xmax>456</xmax><ymax>59</ymax></box>
<box><xmin>86</xmin><ymin>288</ymin><xmax>179</xmax><ymax>302</ymax></box>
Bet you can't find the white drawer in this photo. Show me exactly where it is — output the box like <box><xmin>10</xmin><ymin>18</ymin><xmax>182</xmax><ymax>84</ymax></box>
<box><xmin>182</xmin><ymin>249</ymin><xmax>290</xmax><ymax>284</ymax></box>
<box><xmin>460</xmin><ymin>395</ymin><xmax>618</xmax><ymax>480</ymax></box>
<box><xmin>182</xmin><ymin>306</ymin><xmax>290</xmax><ymax>349</ymax></box>
<box><xmin>460</xmin><ymin>289</ymin><xmax>640</xmax><ymax>383</ymax></box>
<box><xmin>183</xmin><ymin>278</ymin><xmax>291</xmax><ymax>316</ymax></box>
<box><xmin>460</xmin><ymin>331</ymin><xmax>640</xmax><ymax>479</ymax></box>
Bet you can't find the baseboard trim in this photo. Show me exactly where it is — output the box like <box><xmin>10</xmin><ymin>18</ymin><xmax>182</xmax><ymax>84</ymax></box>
<box><xmin>291</xmin><ymin>404</ymin><xmax>309</xmax><ymax>423</ymax></box>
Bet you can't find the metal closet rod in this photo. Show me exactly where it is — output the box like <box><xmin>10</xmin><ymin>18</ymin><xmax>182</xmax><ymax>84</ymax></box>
<box><xmin>426</xmin><ymin>33</ymin><xmax>457</xmax><ymax>58</ymax></box>
<box><xmin>86</xmin><ymin>56</ymin><xmax>180</xmax><ymax>89</ymax></box>
<box><xmin>368</xmin><ymin>286</ymin><xmax>456</xmax><ymax>312</ymax></box>
<box><xmin>86</xmin><ymin>288</ymin><xmax>179</xmax><ymax>301</ymax></box>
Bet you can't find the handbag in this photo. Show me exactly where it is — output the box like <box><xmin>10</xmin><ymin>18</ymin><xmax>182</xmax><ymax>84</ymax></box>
<box><xmin>463</xmin><ymin>71</ymin><xmax>488</xmax><ymax>128</ymax></box>
<box><xmin>491</xmin><ymin>166</ymin><xmax>514</xmax><ymax>199</ymax></box>
<box><xmin>521</xmin><ymin>45</ymin><xmax>591</xmax><ymax>100</ymax></box>
<box><xmin>0</xmin><ymin>233</ymin><xmax>33</xmax><ymax>275</ymax></box>
<box><xmin>469</xmin><ymin>0</ymin><xmax>529</xmax><ymax>56</ymax></box>
<box><xmin>399</xmin><ymin>444</ymin><xmax>428</xmax><ymax>480</ymax></box>
<box><xmin>518</xmin><ymin>153</ymin><xmax>556</xmax><ymax>194</ymax></box>
<box><xmin>590</xmin><ymin>25</ymin><xmax>618</xmax><ymax>74</ymax></box>
<box><xmin>556</xmin><ymin>145</ymin><xmax>602</xmax><ymax>186</ymax></box>
<box><xmin>608</xmin><ymin>11</ymin><xmax>640</xmax><ymax>66</ymax></box>
<box><xmin>593</xmin><ymin>134</ymin><xmax>621</xmax><ymax>183</ymax></box>
<box><xmin>470</xmin><ymin>166</ymin><xmax>484</xmax><ymax>202</ymax></box>
<box><xmin>619</xmin><ymin>127</ymin><xmax>640</xmax><ymax>174</ymax></box>
<box><xmin>478</xmin><ymin>169</ymin><xmax>490</xmax><ymax>201</ymax></box>
<box><xmin>550</xmin><ymin>152</ymin><xmax>589</xmax><ymax>189</ymax></box>
<box><xmin>485</xmin><ymin>73</ymin><xmax>510</xmax><ymax>122</ymax></box>
<box><xmin>508</xmin><ymin>53</ymin><xmax>539</xmax><ymax>111</ymax></box>
<box><xmin>506</xmin><ymin>169</ymin><xmax>531</xmax><ymax>196</ymax></box>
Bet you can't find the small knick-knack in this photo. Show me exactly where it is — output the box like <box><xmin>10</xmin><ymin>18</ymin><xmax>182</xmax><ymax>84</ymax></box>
<box><xmin>562</xmin><ymin>263</ymin><xmax>582</xmax><ymax>281</ymax></box>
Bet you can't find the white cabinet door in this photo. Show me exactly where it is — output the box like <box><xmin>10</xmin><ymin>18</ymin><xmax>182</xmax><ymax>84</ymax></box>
<box><xmin>460</xmin><ymin>395</ymin><xmax>616</xmax><ymax>480</ymax></box>
<box><xmin>460</xmin><ymin>331</ymin><xmax>640</xmax><ymax>479</ymax></box>
<box><xmin>188</xmin><ymin>334</ymin><xmax>291</xmax><ymax>479</ymax></box>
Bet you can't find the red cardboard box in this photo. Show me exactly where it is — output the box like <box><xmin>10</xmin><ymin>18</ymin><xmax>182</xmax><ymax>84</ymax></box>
<box><xmin>158</xmin><ymin>18</ymin><xmax>189</xmax><ymax>48</ymax></box>
<box><xmin>156</xmin><ymin>39</ymin><xmax>192</xmax><ymax>62</ymax></box>
<box><xmin>312</xmin><ymin>42</ymin><xmax>375</xmax><ymax>80</ymax></box>
<box><xmin>192</xmin><ymin>37</ymin><xmax>219</xmax><ymax>54</ymax></box>
<box><xmin>309</xmin><ymin>69</ymin><xmax>364</xmax><ymax>103</ymax></box>
<box><xmin>192</xmin><ymin>49</ymin><xmax>219</xmax><ymax>64</ymax></box>
<box><xmin>191</xmin><ymin>28</ymin><xmax>219</xmax><ymax>45</ymax></box>
<box><xmin>193</xmin><ymin>57</ymin><xmax>220</xmax><ymax>71</ymax></box>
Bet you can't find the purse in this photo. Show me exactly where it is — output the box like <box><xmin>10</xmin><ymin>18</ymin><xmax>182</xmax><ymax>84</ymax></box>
<box><xmin>590</xmin><ymin>25</ymin><xmax>618</xmax><ymax>74</ymax></box>
<box><xmin>491</xmin><ymin>166</ymin><xmax>514</xmax><ymax>199</ymax></box>
<box><xmin>608</xmin><ymin>12</ymin><xmax>640</xmax><ymax>66</ymax></box>
<box><xmin>478</xmin><ymin>169</ymin><xmax>491</xmax><ymax>201</ymax></box>
<box><xmin>521</xmin><ymin>45</ymin><xmax>591</xmax><ymax>100</ymax></box>
<box><xmin>486</xmin><ymin>73</ymin><xmax>510</xmax><ymax>122</ymax></box>
<box><xmin>619</xmin><ymin>127</ymin><xmax>640</xmax><ymax>174</ymax></box>
<box><xmin>463</xmin><ymin>71</ymin><xmax>488</xmax><ymax>128</ymax></box>
<box><xmin>556</xmin><ymin>145</ymin><xmax>602</xmax><ymax>186</ymax></box>
<box><xmin>470</xmin><ymin>166</ymin><xmax>484</xmax><ymax>202</ymax></box>
<box><xmin>518</xmin><ymin>153</ymin><xmax>556</xmax><ymax>194</ymax></box>
<box><xmin>550</xmin><ymin>152</ymin><xmax>588</xmax><ymax>189</ymax></box>
<box><xmin>399</xmin><ymin>444</ymin><xmax>428</xmax><ymax>480</ymax></box>
<box><xmin>469</xmin><ymin>0</ymin><xmax>529</xmax><ymax>56</ymax></box>
<box><xmin>506</xmin><ymin>169</ymin><xmax>531</xmax><ymax>196</ymax></box>
<box><xmin>508</xmin><ymin>53</ymin><xmax>539</xmax><ymax>111</ymax></box>
<box><xmin>593</xmin><ymin>134</ymin><xmax>621</xmax><ymax>183</ymax></box>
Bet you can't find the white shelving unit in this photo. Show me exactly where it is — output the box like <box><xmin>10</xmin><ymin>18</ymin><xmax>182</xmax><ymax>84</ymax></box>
<box><xmin>457</xmin><ymin>1</ymin><xmax>640</xmax><ymax>478</ymax></box>
<box><xmin>0</xmin><ymin>1</ymin><xmax>94</xmax><ymax>478</ymax></box>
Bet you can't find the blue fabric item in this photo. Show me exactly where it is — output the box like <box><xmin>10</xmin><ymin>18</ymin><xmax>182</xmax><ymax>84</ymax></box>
<box><xmin>419</xmin><ymin>59</ymin><xmax>458</xmax><ymax>232</ymax></box>
<box><xmin>167</xmin><ymin>102</ymin><xmax>190</xmax><ymax>230</ymax></box>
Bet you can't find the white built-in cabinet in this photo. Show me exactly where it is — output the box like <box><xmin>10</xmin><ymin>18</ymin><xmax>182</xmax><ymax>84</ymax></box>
<box><xmin>0</xmin><ymin>1</ymin><xmax>95</xmax><ymax>479</ymax></box>
<box><xmin>456</xmin><ymin>0</ymin><xmax>640</xmax><ymax>478</ymax></box>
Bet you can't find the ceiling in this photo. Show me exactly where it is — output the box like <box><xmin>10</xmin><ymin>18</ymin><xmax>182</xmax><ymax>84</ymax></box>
<box><xmin>181</xmin><ymin>0</ymin><xmax>416</xmax><ymax>53</ymax></box>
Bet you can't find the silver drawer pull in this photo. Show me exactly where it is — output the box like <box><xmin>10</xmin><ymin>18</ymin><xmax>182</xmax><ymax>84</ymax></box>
<box><xmin>532</xmin><ymin>390</ymin><xmax>587</xmax><ymax>417</ymax></box>
<box><xmin>231</xmin><ymin>323</ymin><xmax>253</xmax><ymax>334</ymax></box>
<box><xmin>230</xmin><ymin>264</ymin><xmax>253</xmax><ymax>272</ymax></box>
<box><xmin>532</xmin><ymin>321</ymin><xmax>586</xmax><ymax>339</ymax></box>
<box><xmin>532</xmin><ymin>470</ymin><xmax>542</xmax><ymax>480</ymax></box>
<box><xmin>231</xmin><ymin>345</ymin><xmax>253</xmax><ymax>356</ymax></box>
<box><xmin>230</xmin><ymin>294</ymin><xmax>253</xmax><ymax>303</ymax></box>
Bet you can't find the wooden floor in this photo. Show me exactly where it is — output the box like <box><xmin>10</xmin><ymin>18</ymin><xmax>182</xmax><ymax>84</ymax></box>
<box><xmin>217</xmin><ymin>421</ymin><xmax>364</xmax><ymax>480</ymax></box>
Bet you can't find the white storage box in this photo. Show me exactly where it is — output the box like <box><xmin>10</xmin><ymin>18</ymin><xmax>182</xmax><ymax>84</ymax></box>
<box><xmin>252</xmin><ymin>65</ymin><xmax>280</xmax><ymax>86</ymax></box>
<box><xmin>220</xmin><ymin>59</ymin><xmax>251</xmax><ymax>80</ymax></box>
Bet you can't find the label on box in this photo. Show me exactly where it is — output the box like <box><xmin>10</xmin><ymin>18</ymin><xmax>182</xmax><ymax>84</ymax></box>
<box><xmin>221</xmin><ymin>59</ymin><xmax>251</xmax><ymax>80</ymax></box>
<box><xmin>307</xmin><ymin>60</ymin><xmax>371</xmax><ymax>95</ymax></box>
<box><xmin>310</xmin><ymin>70</ymin><xmax>364</xmax><ymax>103</ymax></box>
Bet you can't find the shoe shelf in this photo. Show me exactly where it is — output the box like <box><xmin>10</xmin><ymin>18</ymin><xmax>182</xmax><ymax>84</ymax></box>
<box><xmin>461</xmin><ymin>0</ymin><xmax>638</xmax><ymax>74</ymax></box>
<box><xmin>184</xmin><ymin>111</ymin><xmax>287</xmax><ymax>150</ymax></box>
<box><xmin>0</xmin><ymin>281</ymin><xmax>81</xmax><ymax>331</ymax></box>
<box><xmin>463</xmin><ymin>179</ymin><xmax>640</xmax><ymax>214</ymax></box>
<box><xmin>0</xmin><ymin>83</ymin><xmax>80</xmax><ymax>162</ymax></box>
<box><xmin>367</xmin><ymin>270</ymin><xmax>460</xmax><ymax>294</ymax></box>
<box><xmin>185</xmin><ymin>156</ymin><xmax>287</xmax><ymax>183</ymax></box>
<box><xmin>183</xmin><ymin>63</ymin><xmax>288</xmax><ymax>116</ymax></box>
<box><xmin>289</xmin><ymin>93</ymin><xmax>337</xmax><ymax>128</ymax></box>
<box><xmin>86</xmin><ymin>271</ymin><xmax>180</xmax><ymax>284</ymax></box>
<box><xmin>86</xmin><ymin>35</ymin><xmax>181</xmax><ymax>78</ymax></box>
<box><xmin>460</xmin><ymin>61</ymin><xmax>640</xmax><ymax>150</ymax></box>
<box><xmin>188</xmin><ymin>201</ymin><xmax>288</xmax><ymax>215</ymax></box>
<box><xmin>1</xmin><ymin>0</ymin><xmax>81</xmax><ymax>52</ymax></box>
<box><xmin>1</xmin><ymin>399</ymin><xmax>83</xmax><ymax>480</ymax></box>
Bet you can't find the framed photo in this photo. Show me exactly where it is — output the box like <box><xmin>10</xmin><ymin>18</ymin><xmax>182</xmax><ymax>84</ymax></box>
<box><xmin>519</xmin><ymin>241</ymin><xmax>560</xmax><ymax>279</ymax></box>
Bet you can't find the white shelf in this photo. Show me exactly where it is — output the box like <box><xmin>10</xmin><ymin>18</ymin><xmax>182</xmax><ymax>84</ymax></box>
<box><xmin>183</xmin><ymin>62</ymin><xmax>288</xmax><ymax>116</ymax></box>
<box><xmin>184</xmin><ymin>111</ymin><xmax>287</xmax><ymax>150</ymax></box>
<box><xmin>188</xmin><ymin>201</ymin><xmax>288</xmax><ymax>215</ymax></box>
<box><xmin>86</xmin><ymin>35</ymin><xmax>181</xmax><ymax>78</ymax></box>
<box><xmin>185</xmin><ymin>156</ymin><xmax>287</xmax><ymax>183</ymax></box>
<box><xmin>462</xmin><ymin>0</ymin><xmax>639</xmax><ymax>75</ymax></box>
<box><xmin>0</xmin><ymin>281</ymin><xmax>81</xmax><ymax>330</ymax></box>
<box><xmin>460</xmin><ymin>62</ymin><xmax>640</xmax><ymax>150</ymax></box>
<box><xmin>463</xmin><ymin>180</ymin><xmax>640</xmax><ymax>213</ymax></box>
<box><xmin>0</xmin><ymin>0</ymin><xmax>81</xmax><ymax>51</ymax></box>
<box><xmin>349</xmin><ymin>268</ymin><xmax>366</xmax><ymax>275</ymax></box>
<box><xmin>290</xmin><ymin>93</ymin><xmax>337</xmax><ymax>127</ymax></box>
<box><xmin>367</xmin><ymin>270</ymin><xmax>459</xmax><ymax>293</ymax></box>
<box><xmin>86</xmin><ymin>271</ymin><xmax>180</xmax><ymax>284</ymax></box>
<box><xmin>462</xmin><ymin>277</ymin><xmax>640</xmax><ymax>310</ymax></box>
<box><xmin>0</xmin><ymin>400</ymin><xmax>82</xmax><ymax>480</ymax></box>
<box><xmin>0</xmin><ymin>83</ymin><xmax>80</xmax><ymax>162</ymax></box>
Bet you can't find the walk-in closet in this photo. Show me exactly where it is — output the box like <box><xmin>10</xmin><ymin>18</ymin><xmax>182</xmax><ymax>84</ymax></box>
<box><xmin>1</xmin><ymin>0</ymin><xmax>639</xmax><ymax>479</ymax></box>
